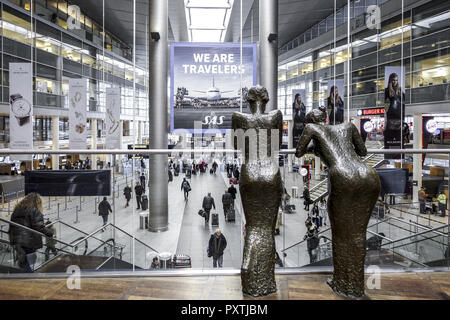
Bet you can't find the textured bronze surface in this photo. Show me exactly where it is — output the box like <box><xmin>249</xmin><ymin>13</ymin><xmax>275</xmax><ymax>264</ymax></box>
<box><xmin>232</xmin><ymin>86</ymin><xmax>283</xmax><ymax>297</ymax></box>
<box><xmin>295</xmin><ymin>108</ymin><xmax>381</xmax><ymax>298</ymax></box>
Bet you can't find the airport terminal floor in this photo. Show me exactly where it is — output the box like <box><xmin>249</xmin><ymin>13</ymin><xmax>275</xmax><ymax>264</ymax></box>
<box><xmin>0</xmin><ymin>0</ymin><xmax>450</xmax><ymax>304</ymax></box>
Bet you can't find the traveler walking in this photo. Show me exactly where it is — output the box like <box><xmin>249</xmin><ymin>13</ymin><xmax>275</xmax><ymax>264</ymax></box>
<box><xmin>303</xmin><ymin>186</ymin><xmax>312</xmax><ymax>211</ymax></box>
<box><xmin>437</xmin><ymin>191</ymin><xmax>447</xmax><ymax>217</ymax></box>
<box><xmin>135</xmin><ymin>182</ymin><xmax>144</xmax><ymax>209</ymax></box>
<box><xmin>208</xmin><ymin>229</ymin><xmax>227</xmax><ymax>268</ymax></box>
<box><xmin>9</xmin><ymin>193</ymin><xmax>54</xmax><ymax>273</ymax></box>
<box><xmin>228</xmin><ymin>184</ymin><xmax>237</xmax><ymax>201</ymax></box>
<box><xmin>202</xmin><ymin>192</ymin><xmax>216</xmax><ymax>223</ymax></box>
<box><xmin>181</xmin><ymin>178</ymin><xmax>191</xmax><ymax>200</ymax></box>
<box><xmin>222</xmin><ymin>190</ymin><xmax>233</xmax><ymax>218</ymax></box>
<box><xmin>123</xmin><ymin>185</ymin><xmax>132</xmax><ymax>208</ymax></box>
<box><xmin>418</xmin><ymin>187</ymin><xmax>426</xmax><ymax>214</ymax></box>
<box><xmin>140</xmin><ymin>173</ymin><xmax>146</xmax><ymax>193</ymax></box>
<box><xmin>304</xmin><ymin>225</ymin><xmax>319</xmax><ymax>264</ymax></box>
<box><xmin>212</xmin><ymin>161</ymin><xmax>218</xmax><ymax>174</ymax></box>
<box><xmin>44</xmin><ymin>219</ymin><xmax>57</xmax><ymax>261</ymax></box>
<box><xmin>311</xmin><ymin>202</ymin><xmax>320</xmax><ymax>227</ymax></box>
<box><xmin>98</xmin><ymin>197</ymin><xmax>112</xmax><ymax>229</ymax></box>
<box><xmin>233</xmin><ymin>167</ymin><xmax>240</xmax><ymax>181</ymax></box>
<box><xmin>319</xmin><ymin>198</ymin><xmax>328</xmax><ymax>226</ymax></box>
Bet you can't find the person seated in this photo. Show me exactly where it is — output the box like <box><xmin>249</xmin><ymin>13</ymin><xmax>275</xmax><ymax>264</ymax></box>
<box><xmin>150</xmin><ymin>257</ymin><xmax>160</xmax><ymax>269</ymax></box>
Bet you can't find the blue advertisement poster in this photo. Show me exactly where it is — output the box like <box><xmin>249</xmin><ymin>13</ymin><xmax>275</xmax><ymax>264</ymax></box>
<box><xmin>170</xmin><ymin>42</ymin><xmax>257</xmax><ymax>132</ymax></box>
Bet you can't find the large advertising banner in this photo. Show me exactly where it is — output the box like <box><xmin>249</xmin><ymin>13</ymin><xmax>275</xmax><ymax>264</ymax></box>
<box><xmin>292</xmin><ymin>89</ymin><xmax>306</xmax><ymax>147</ymax></box>
<box><xmin>170</xmin><ymin>42</ymin><xmax>257</xmax><ymax>132</ymax></box>
<box><xmin>384</xmin><ymin>66</ymin><xmax>406</xmax><ymax>159</ymax></box>
<box><xmin>9</xmin><ymin>63</ymin><xmax>33</xmax><ymax>161</ymax></box>
<box><xmin>105</xmin><ymin>87</ymin><xmax>121</xmax><ymax>149</ymax></box>
<box><xmin>326</xmin><ymin>80</ymin><xmax>345</xmax><ymax>125</ymax></box>
<box><xmin>69</xmin><ymin>78</ymin><xmax>87</xmax><ymax>150</ymax></box>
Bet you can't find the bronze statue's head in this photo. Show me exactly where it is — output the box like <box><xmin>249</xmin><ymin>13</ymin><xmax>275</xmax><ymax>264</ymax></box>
<box><xmin>306</xmin><ymin>106</ymin><xmax>327</xmax><ymax>124</ymax></box>
<box><xmin>247</xmin><ymin>85</ymin><xmax>269</xmax><ymax>114</ymax></box>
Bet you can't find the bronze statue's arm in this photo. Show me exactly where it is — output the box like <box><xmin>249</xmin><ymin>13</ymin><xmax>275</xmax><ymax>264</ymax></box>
<box><xmin>351</xmin><ymin>123</ymin><xmax>367</xmax><ymax>157</ymax></box>
<box><xmin>295</xmin><ymin>125</ymin><xmax>313</xmax><ymax>158</ymax></box>
<box><xmin>269</xmin><ymin>110</ymin><xmax>283</xmax><ymax>149</ymax></box>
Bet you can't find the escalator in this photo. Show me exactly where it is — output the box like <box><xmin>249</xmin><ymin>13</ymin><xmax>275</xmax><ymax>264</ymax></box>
<box><xmin>0</xmin><ymin>218</ymin><xmax>159</xmax><ymax>273</ymax></box>
<box><xmin>308</xmin><ymin>141</ymin><xmax>386</xmax><ymax>203</ymax></box>
<box><xmin>281</xmin><ymin>215</ymin><xmax>449</xmax><ymax>269</ymax></box>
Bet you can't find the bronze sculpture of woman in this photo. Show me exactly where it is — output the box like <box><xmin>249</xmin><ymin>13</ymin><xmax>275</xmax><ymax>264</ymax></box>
<box><xmin>232</xmin><ymin>86</ymin><xmax>283</xmax><ymax>297</ymax></box>
<box><xmin>295</xmin><ymin>107</ymin><xmax>380</xmax><ymax>298</ymax></box>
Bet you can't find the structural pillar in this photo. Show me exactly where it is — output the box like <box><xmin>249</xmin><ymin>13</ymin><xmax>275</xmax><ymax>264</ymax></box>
<box><xmin>51</xmin><ymin>116</ymin><xmax>59</xmax><ymax>170</ymax></box>
<box><xmin>148</xmin><ymin>0</ymin><xmax>169</xmax><ymax>232</ymax></box>
<box><xmin>413</xmin><ymin>114</ymin><xmax>423</xmax><ymax>203</ymax></box>
<box><xmin>90</xmin><ymin>118</ymin><xmax>97</xmax><ymax>170</ymax></box>
<box><xmin>287</xmin><ymin>120</ymin><xmax>293</xmax><ymax>166</ymax></box>
<box><xmin>137</xmin><ymin>120</ymin><xmax>142</xmax><ymax>144</ymax></box>
<box><xmin>314</xmin><ymin>156</ymin><xmax>321</xmax><ymax>180</ymax></box>
<box><xmin>259</xmin><ymin>0</ymin><xmax>278</xmax><ymax>112</ymax></box>
<box><xmin>118</xmin><ymin>120</ymin><xmax>124</xmax><ymax>173</ymax></box>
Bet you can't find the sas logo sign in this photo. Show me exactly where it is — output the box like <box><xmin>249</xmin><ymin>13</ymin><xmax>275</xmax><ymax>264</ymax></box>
<box><xmin>202</xmin><ymin>116</ymin><xmax>225</xmax><ymax>126</ymax></box>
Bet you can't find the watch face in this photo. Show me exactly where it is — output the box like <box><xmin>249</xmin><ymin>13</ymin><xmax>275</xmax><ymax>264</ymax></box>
<box><xmin>12</xmin><ymin>98</ymin><xmax>31</xmax><ymax>117</ymax></box>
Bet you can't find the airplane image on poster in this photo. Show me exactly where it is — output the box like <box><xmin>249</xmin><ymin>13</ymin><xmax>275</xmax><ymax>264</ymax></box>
<box><xmin>175</xmin><ymin>77</ymin><xmax>248</xmax><ymax>109</ymax></box>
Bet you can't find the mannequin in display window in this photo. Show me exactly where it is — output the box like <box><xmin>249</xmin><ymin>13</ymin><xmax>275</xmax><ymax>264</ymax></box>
<box><xmin>292</xmin><ymin>93</ymin><xmax>307</xmax><ymax>147</ymax></box>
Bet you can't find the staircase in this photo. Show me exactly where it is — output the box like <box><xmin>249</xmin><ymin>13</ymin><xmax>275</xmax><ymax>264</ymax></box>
<box><xmin>308</xmin><ymin>141</ymin><xmax>385</xmax><ymax>202</ymax></box>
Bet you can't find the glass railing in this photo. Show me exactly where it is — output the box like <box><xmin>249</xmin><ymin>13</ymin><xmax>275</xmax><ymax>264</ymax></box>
<box><xmin>0</xmin><ymin>147</ymin><xmax>447</xmax><ymax>276</ymax></box>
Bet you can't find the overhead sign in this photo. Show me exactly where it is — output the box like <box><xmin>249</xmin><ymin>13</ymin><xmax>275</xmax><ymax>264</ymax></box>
<box><xmin>105</xmin><ymin>87</ymin><xmax>121</xmax><ymax>149</ymax></box>
<box><xmin>358</xmin><ymin>108</ymin><xmax>386</xmax><ymax>116</ymax></box>
<box><xmin>69</xmin><ymin>78</ymin><xmax>87</xmax><ymax>150</ymax></box>
<box><xmin>9</xmin><ymin>63</ymin><xmax>33</xmax><ymax>161</ymax></box>
<box><xmin>170</xmin><ymin>42</ymin><xmax>257</xmax><ymax>132</ymax></box>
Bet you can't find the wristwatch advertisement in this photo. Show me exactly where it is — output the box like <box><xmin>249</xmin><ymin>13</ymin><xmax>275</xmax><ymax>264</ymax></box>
<box><xmin>10</xmin><ymin>93</ymin><xmax>31</xmax><ymax>126</ymax></box>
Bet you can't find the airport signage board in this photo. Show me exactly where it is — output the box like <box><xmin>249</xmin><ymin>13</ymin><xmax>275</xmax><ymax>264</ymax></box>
<box><xmin>105</xmin><ymin>87</ymin><xmax>121</xmax><ymax>149</ymax></box>
<box><xmin>9</xmin><ymin>63</ymin><xmax>33</xmax><ymax>161</ymax></box>
<box><xmin>170</xmin><ymin>42</ymin><xmax>257</xmax><ymax>133</ymax></box>
<box><xmin>69</xmin><ymin>78</ymin><xmax>87</xmax><ymax>150</ymax></box>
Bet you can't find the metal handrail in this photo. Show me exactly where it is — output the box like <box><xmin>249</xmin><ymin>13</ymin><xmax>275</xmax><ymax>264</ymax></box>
<box><xmin>0</xmin><ymin>217</ymin><xmax>73</xmax><ymax>248</ymax></box>
<box><xmin>112</xmin><ymin>224</ymin><xmax>159</xmax><ymax>254</ymax></box>
<box><xmin>71</xmin><ymin>223</ymin><xmax>112</xmax><ymax>247</ymax></box>
<box><xmin>382</xmin><ymin>223</ymin><xmax>449</xmax><ymax>247</ymax></box>
<box><xmin>0</xmin><ymin>148</ymin><xmax>449</xmax><ymax>155</ymax></box>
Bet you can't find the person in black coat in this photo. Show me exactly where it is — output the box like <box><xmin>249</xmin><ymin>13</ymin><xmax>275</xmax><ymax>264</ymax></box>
<box><xmin>303</xmin><ymin>186</ymin><xmax>312</xmax><ymax>211</ymax></box>
<box><xmin>208</xmin><ymin>229</ymin><xmax>227</xmax><ymax>268</ymax></box>
<box><xmin>98</xmin><ymin>197</ymin><xmax>112</xmax><ymax>228</ymax></box>
<box><xmin>233</xmin><ymin>167</ymin><xmax>240</xmax><ymax>180</ymax></box>
<box><xmin>222</xmin><ymin>190</ymin><xmax>233</xmax><ymax>218</ymax></box>
<box><xmin>327</xmin><ymin>85</ymin><xmax>344</xmax><ymax>125</ymax></box>
<box><xmin>123</xmin><ymin>185</ymin><xmax>132</xmax><ymax>208</ymax></box>
<box><xmin>135</xmin><ymin>182</ymin><xmax>144</xmax><ymax>209</ymax></box>
<box><xmin>168</xmin><ymin>169</ymin><xmax>173</xmax><ymax>182</ymax></box>
<box><xmin>202</xmin><ymin>193</ymin><xmax>216</xmax><ymax>223</ymax></box>
<box><xmin>228</xmin><ymin>184</ymin><xmax>237</xmax><ymax>201</ymax></box>
<box><xmin>293</xmin><ymin>93</ymin><xmax>307</xmax><ymax>146</ymax></box>
<box><xmin>9</xmin><ymin>193</ymin><xmax>54</xmax><ymax>272</ymax></box>
<box><xmin>140</xmin><ymin>173</ymin><xmax>146</xmax><ymax>192</ymax></box>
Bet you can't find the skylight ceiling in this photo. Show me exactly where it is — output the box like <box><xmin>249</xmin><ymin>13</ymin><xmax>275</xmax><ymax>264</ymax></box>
<box><xmin>184</xmin><ymin>0</ymin><xmax>234</xmax><ymax>42</ymax></box>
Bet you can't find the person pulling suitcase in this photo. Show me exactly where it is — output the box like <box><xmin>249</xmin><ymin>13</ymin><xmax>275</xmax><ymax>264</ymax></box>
<box><xmin>202</xmin><ymin>192</ymin><xmax>216</xmax><ymax>224</ymax></box>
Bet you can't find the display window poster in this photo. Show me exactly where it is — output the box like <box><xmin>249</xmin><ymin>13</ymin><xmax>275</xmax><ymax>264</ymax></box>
<box><xmin>325</xmin><ymin>79</ymin><xmax>345</xmax><ymax>125</ymax></box>
<box><xmin>69</xmin><ymin>78</ymin><xmax>87</xmax><ymax>150</ymax></box>
<box><xmin>325</xmin><ymin>80</ymin><xmax>345</xmax><ymax>108</ymax></box>
<box><xmin>105</xmin><ymin>87</ymin><xmax>121</xmax><ymax>149</ymax></box>
<box><xmin>290</xmin><ymin>89</ymin><xmax>306</xmax><ymax>121</ymax></box>
<box><xmin>170</xmin><ymin>42</ymin><xmax>257</xmax><ymax>133</ymax></box>
<box><xmin>384</xmin><ymin>66</ymin><xmax>406</xmax><ymax>159</ymax></box>
<box><xmin>9</xmin><ymin>63</ymin><xmax>33</xmax><ymax>161</ymax></box>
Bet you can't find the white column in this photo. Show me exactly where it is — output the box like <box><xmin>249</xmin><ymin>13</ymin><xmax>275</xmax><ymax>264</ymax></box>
<box><xmin>314</xmin><ymin>156</ymin><xmax>321</xmax><ymax>180</ymax></box>
<box><xmin>51</xmin><ymin>116</ymin><xmax>59</xmax><ymax>170</ymax></box>
<box><xmin>91</xmin><ymin>118</ymin><xmax>97</xmax><ymax>169</ymax></box>
<box><xmin>138</xmin><ymin>120</ymin><xmax>142</xmax><ymax>144</ymax></box>
<box><xmin>287</xmin><ymin>120</ymin><xmax>293</xmax><ymax>166</ymax></box>
<box><xmin>413</xmin><ymin>114</ymin><xmax>423</xmax><ymax>203</ymax></box>
<box><xmin>117</xmin><ymin>120</ymin><xmax>124</xmax><ymax>173</ymax></box>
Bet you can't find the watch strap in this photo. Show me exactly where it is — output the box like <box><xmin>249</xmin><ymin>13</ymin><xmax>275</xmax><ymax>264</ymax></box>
<box><xmin>10</xmin><ymin>93</ymin><xmax>23</xmax><ymax>104</ymax></box>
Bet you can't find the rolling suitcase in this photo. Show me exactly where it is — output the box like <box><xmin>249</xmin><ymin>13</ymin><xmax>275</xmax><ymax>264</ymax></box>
<box><xmin>210</xmin><ymin>169</ymin><xmax>213</xmax><ymax>174</ymax></box>
<box><xmin>229</xmin><ymin>178</ymin><xmax>238</xmax><ymax>185</ymax></box>
<box><xmin>174</xmin><ymin>171</ymin><xmax>179</xmax><ymax>176</ymax></box>
<box><xmin>172</xmin><ymin>254</ymin><xmax>191</xmax><ymax>268</ymax></box>
<box><xmin>141</xmin><ymin>195</ymin><xmax>148</xmax><ymax>210</ymax></box>
<box><xmin>211</xmin><ymin>213</ymin><xmax>219</xmax><ymax>226</ymax></box>
<box><xmin>226</xmin><ymin>207</ymin><xmax>235</xmax><ymax>222</ymax></box>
